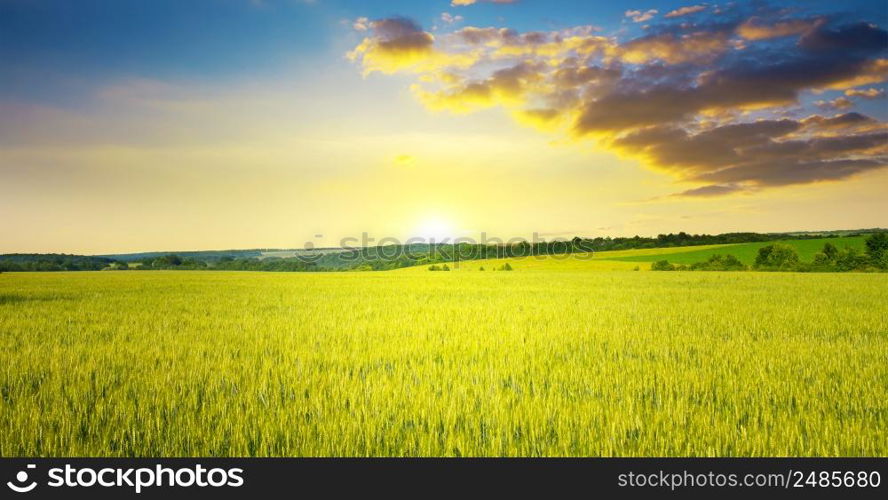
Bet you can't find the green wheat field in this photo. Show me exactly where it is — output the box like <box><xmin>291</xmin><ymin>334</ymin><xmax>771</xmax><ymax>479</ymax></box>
<box><xmin>1</xmin><ymin>243</ymin><xmax>886</xmax><ymax>456</ymax></box>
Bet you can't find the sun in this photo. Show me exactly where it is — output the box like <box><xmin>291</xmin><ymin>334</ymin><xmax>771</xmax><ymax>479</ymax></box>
<box><xmin>413</xmin><ymin>216</ymin><xmax>456</xmax><ymax>242</ymax></box>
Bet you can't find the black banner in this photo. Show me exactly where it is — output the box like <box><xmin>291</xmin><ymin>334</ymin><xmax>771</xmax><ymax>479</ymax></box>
<box><xmin>0</xmin><ymin>458</ymin><xmax>885</xmax><ymax>499</ymax></box>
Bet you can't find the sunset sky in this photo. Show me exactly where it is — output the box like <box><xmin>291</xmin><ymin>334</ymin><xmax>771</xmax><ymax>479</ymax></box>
<box><xmin>1</xmin><ymin>0</ymin><xmax>887</xmax><ymax>254</ymax></box>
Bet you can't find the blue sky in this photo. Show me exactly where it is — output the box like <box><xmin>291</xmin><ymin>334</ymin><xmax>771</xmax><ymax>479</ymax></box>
<box><xmin>3</xmin><ymin>0</ymin><xmax>885</xmax><ymax>105</ymax></box>
<box><xmin>1</xmin><ymin>1</ymin><xmax>887</xmax><ymax>253</ymax></box>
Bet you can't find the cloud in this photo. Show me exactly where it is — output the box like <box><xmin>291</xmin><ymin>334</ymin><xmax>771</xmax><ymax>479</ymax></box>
<box><xmin>352</xmin><ymin>17</ymin><xmax>370</xmax><ymax>31</ymax></box>
<box><xmin>737</xmin><ymin>17</ymin><xmax>824</xmax><ymax>40</ymax></box>
<box><xmin>625</xmin><ymin>9</ymin><xmax>658</xmax><ymax>23</ymax></box>
<box><xmin>615</xmin><ymin>118</ymin><xmax>888</xmax><ymax>194</ymax></box>
<box><xmin>348</xmin><ymin>17</ymin><xmax>476</xmax><ymax>74</ymax></box>
<box><xmin>349</xmin><ymin>12</ymin><xmax>888</xmax><ymax>196</ymax></box>
<box><xmin>451</xmin><ymin>0</ymin><xmax>517</xmax><ymax>6</ymax></box>
<box><xmin>799</xmin><ymin>22</ymin><xmax>888</xmax><ymax>52</ymax></box>
<box><xmin>845</xmin><ymin>87</ymin><xmax>886</xmax><ymax>99</ymax></box>
<box><xmin>815</xmin><ymin>97</ymin><xmax>854</xmax><ymax>110</ymax></box>
<box><xmin>617</xmin><ymin>30</ymin><xmax>732</xmax><ymax>64</ymax></box>
<box><xmin>664</xmin><ymin>5</ymin><xmax>707</xmax><ymax>19</ymax></box>
<box><xmin>673</xmin><ymin>184</ymin><xmax>745</xmax><ymax>197</ymax></box>
<box><xmin>800</xmin><ymin>112</ymin><xmax>883</xmax><ymax>132</ymax></box>
<box><xmin>412</xmin><ymin>61</ymin><xmax>546</xmax><ymax>113</ymax></box>
<box><xmin>440</xmin><ymin>12</ymin><xmax>464</xmax><ymax>25</ymax></box>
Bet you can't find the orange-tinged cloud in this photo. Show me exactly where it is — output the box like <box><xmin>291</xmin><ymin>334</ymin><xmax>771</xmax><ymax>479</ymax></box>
<box><xmin>451</xmin><ymin>0</ymin><xmax>517</xmax><ymax>6</ymax></box>
<box><xmin>817</xmin><ymin>59</ymin><xmax>888</xmax><ymax>91</ymax></box>
<box><xmin>664</xmin><ymin>5</ymin><xmax>707</xmax><ymax>19</ymax></box>
<box><xmin>349</xmin><ymin>14</ymin><xmax>888</xmax><ymax>197</ymax></box>
<box><xmin>737</xmin><ymin>17</ymin><xmax>823</xmax><ymax>40</ymax></box>
<box><xmin>617</xmin><ymin>31</ymin><xmax>731</xmax><ymax>64</ymax></box>
<box><xmin>845</xmin><ymin>87</ymin><xmax>886</xmax><ymax>99</ymax></box>
<box><xmin>411</xmin><ymin>62</ymin><xmax>544</xmax><ymax>113</ymax></box>
<box><xmin>815</xmin><ymin>97</ymin><xmax>854</xmax><ymax>111</ymax></box>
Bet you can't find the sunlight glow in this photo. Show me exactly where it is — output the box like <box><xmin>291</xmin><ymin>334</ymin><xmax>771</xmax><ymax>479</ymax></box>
<box><xmin>413</xmin><ymin>216</ymin><xmax>457</xmax><ymax>241</ymax></box>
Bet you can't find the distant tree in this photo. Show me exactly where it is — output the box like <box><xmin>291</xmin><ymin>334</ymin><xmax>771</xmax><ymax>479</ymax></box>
<box><xmin>812</xmin><ymin>243</ymin><xmax>840</xmax><ymax>270</ymax></box>
<box><xmin>500</xmin><ymin>263</ymin><xmax>513</xmax><ymax>271</ymax></box>
<box><xmin>864</xmin><ymin>232</ymin><xmax>888</xmax><ymax>267</ymax></box>
<box><xmin>514</xmin><ymin>241</ymin><xmax>531</xmax><ymax>257</ymax></box>
<box><xmin>479</xmin><ymin>266</ymin><xmax>485</xmax><ymax>271</ymax></box>
<box><xmin>721</xmin><ymin>254</ymin><xmax>745</xmax><ymax>270</ymax></box>
<box><xmin>754</xmin><ymin>244</ymin><xmax>799</xmax><ymax>270</ymax></box>
<box><xmin>812</xmin><ymin>253</ymin><xmax>830</xmax><ymax>268</ymax></box>
<box><xmin>822</xmin><ymin>242</ymin><xmax>839</xmax><ymax>261</ymax></box>
<box><xmin>149</xmin><ymin>254</ymin><xmax>183</xmax><ymax>268</ymax></box>
<box><xmin>442</xmin><ymin>264</ymin><xmax>451</xmax><ymax>271</ymax></box>
<box><xmin>428</xmin><ymin>265</ymin><xmax>440</xmax><ymax>271</ymax></box>
<box><xmin>834</xmin><ymin>247</ymin><xmax>869</xmax><ymax>272</ymax></box>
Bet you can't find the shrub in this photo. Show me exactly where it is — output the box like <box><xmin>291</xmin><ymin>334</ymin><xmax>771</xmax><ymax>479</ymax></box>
<box><xmin>754</xmin><ymin>244</ymin><xmax>799</xmax><ymax>270</ymax></box>
<box><xmin>651</xmin><ymin>260</ymin><xmax>676</xmax><ymax>271</ymax></box>
<box><xmin>720</xmin><ymin>254</ymin><xmax>746</xmax><ymax>270</ymax></box>
<box><xmin>834</xmin><ymin>247</ymin><xmax>869</xmax><ymax>272</ymax></box>
<box><xmin>822</xmin><ymin>242</ymin><xmax>839</xmax><ymax>261</ymax></box>
<box><xmin>690</xmin><ymin>254</ymin><xmax>746</xmax><ymax>271</ymax></box>
<box><xmin>500</xmin><ymin>263</ymin><xmax>513</xmax><ymax>271</ymax></box>
<box><xmin>865</xmin><ymin>232</ymin><xmax>888</xmax><ymax>268</ymax></box>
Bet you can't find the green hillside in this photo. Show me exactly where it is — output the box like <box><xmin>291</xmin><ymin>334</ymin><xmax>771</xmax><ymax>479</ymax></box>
<box><xmin>611</xmin><ymin>236</ymin><xmax>867</xmax><ymax>265</ymax></box>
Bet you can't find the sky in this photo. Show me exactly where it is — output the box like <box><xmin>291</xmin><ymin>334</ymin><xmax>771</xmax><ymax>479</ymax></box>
<box><xmin>1</xmin><ymin>0</ymin><xmax>887</xmax><ymax>254</ymax></box>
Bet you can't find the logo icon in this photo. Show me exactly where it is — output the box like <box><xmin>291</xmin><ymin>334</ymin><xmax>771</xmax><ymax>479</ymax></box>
<box><xmin>7</xmin><ymin>464</ymin><xmax>37</xmax><ymax>493</ymax></box>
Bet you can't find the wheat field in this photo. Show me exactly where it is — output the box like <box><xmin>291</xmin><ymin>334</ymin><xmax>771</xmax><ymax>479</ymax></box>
<box><xmin>0</xmin><ymin>267</ymin><xmax>886</xmax><ymax>456</ymax></box>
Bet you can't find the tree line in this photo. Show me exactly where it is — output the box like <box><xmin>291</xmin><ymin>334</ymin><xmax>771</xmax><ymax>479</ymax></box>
<box><xmin>2</xmin><ymin>230</ymin><xmax>884</xmax><ymax>273</ymax></box>
<box><xmin>0</xmin><ymin>254</ymin><xmax>119</xmax><ymax>272</ymax></box>
<box><xmin>651</xmin><ymin>232</ymin><xmax>888</xmax><ymax>273</ymax></box>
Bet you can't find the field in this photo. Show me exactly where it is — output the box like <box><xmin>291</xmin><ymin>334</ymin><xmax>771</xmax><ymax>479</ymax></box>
<box><xmin>399</xmin><ymin>237</ymin><xmax>868</xmax><ymax>273</ymax></box>
<box><xmin>1</xmin><ymin>261</ymin><xmax>886</xmax><ymax>457</ymax></box>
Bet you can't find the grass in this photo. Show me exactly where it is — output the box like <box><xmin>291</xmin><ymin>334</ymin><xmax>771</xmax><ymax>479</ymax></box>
<box><xmin>1</xmin><ymin>269</ymin><xmax>885</xmax><ymax>456</ymax></box>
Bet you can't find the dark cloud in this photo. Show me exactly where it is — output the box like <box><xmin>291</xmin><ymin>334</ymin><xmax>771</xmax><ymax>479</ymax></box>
<box><xmin>614</xmin><ymin>118</ymin><xmax>887</xmax><ymax>193</ymax></box>
<box><xmin>370</xmin><ymin>17</ymin><xmax>434</xmax><ymax>54</ymax></box>
<box><xmin>737</xmin><ymin>17</ymin><xmax>824</xmax><ymax>40</ymax></box>
<box><xmin>800</xmin><ymin>22</ymin><xmax>888</xmax><ymax>53</ymax></box>
<box><xmin>553</xmin><ymin>65</ymin><xmax>621</xmax><ymax>87</ymax></box>
<box><xmin>454</xmin><ymin>26</ymin><xmax>517</xmax><ymax>45</ymax></box>
<box><xmin>673</xmin><ymin>184</ymin><xmax>745</xmax><ymax>197</ymax></box>
<box><xmin>575</xmin><ymin>52</ymin><xmax>886</xmax><ymax>133</ymax></box>
<box><xmin>613</xmin><ymin>120</ymin><xmax>797</xmax><ymax>171</ymax></box>
<box><xmin>802</xmin><ymin>112</ymin><xmax>880</xmax><ymax>130</ymax></box>
<box><xmin>698</xmin><ymin>158</ymin><xmax>887</xmax><ymax>187</ymax></box>
<box><xmin>618</xmin><ymin>30</ymin><xmax>733</xmax><ymax>64</ymax></box>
